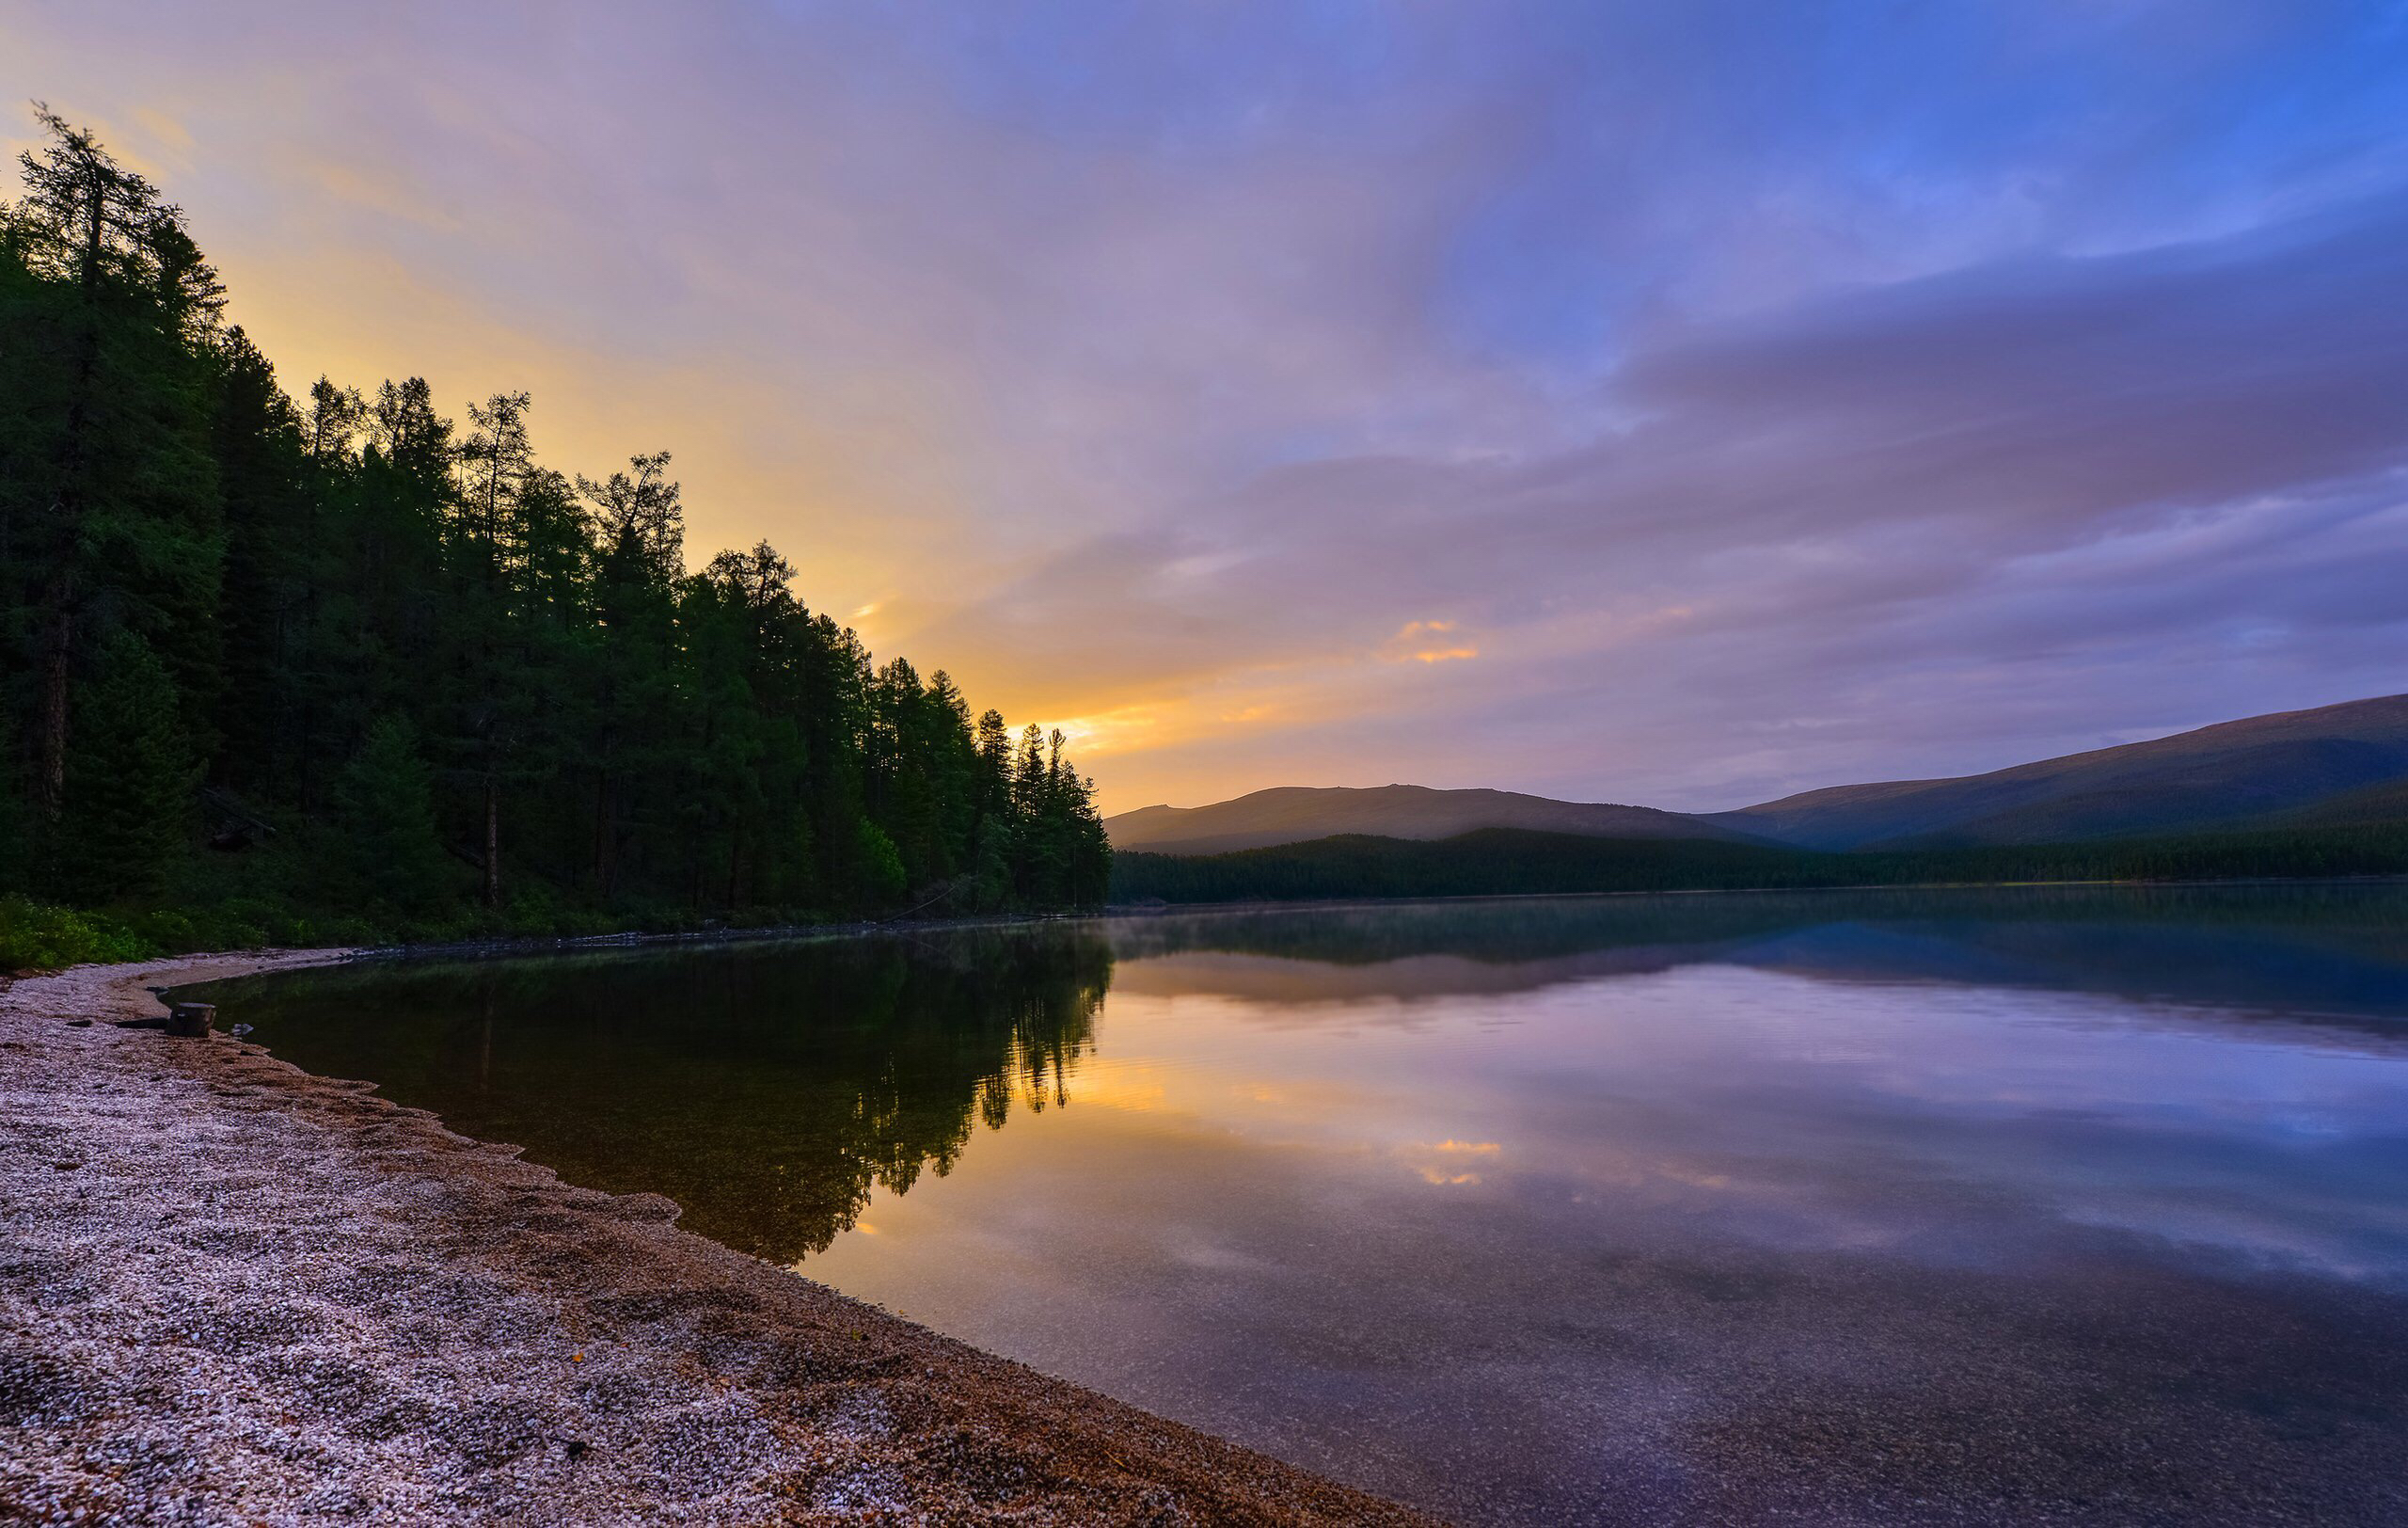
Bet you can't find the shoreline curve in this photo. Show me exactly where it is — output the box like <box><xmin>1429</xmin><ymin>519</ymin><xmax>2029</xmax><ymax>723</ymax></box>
<box><xmin>0</xmin><ymin>949</ymin><xmax>1440</xmax><ymax>1526</ymax></box>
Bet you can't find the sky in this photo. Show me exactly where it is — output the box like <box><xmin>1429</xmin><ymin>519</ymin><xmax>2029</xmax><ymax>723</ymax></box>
<box><xmin>7</xmin><ymin>1</ymin><xmax>2407</xmax><ymax>814</ymax></box>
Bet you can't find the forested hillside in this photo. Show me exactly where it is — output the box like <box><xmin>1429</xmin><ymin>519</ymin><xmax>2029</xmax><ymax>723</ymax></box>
<box><xmin>1104</xmin><ymin>784</ymin><xmax>1746</xmax><ymax>855</ymax></box>
<box><xmin>0</xmin><ymin>111</ymin><xmax>1107</xmax><ymax>953</ymax></box>
<box><xmin>1109</xmin><ymin>823</ymin><xmax>2408</xmax><ymax>904</ymax></box>
<box><xmin>1706</xmin><ymin>694</ymin><xmax>2408</xmax><ymax>849</ymax></box>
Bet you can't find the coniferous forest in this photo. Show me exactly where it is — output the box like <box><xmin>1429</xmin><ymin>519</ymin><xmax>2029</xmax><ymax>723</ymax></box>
<box><xmin>0</xmin><ymin>111</ymin><xmax>1108</xmax><ymax>957</ymax></box>
<box><xmin>1106</xmin><ymin>822</ymin><xmax>2408</xmax><ymax>905</ymax></box>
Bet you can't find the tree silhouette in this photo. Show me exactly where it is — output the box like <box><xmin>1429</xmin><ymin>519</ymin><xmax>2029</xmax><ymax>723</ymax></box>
<box><xmin>0</xmin><ymin>110</ymin><xmax>1109</xmax><ymax>928</ymax></box>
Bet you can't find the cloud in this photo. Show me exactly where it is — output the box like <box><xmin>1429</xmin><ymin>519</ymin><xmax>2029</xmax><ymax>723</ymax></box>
<box><xmin>935</xmin><ymin>188</ymin><xmax>2408</xmax><ymax>806</ymax></box>
<box><xmin>6</xmin><ymin>0</ymin><xmax>2405</xmax><ymax>810</ymax></box>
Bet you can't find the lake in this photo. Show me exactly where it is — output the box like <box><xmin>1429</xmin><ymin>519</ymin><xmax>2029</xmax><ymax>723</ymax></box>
<box><xmin>189</xmin><ymin>886</ymin><xmax>2408</xmax><ymax>1526</ymax></box>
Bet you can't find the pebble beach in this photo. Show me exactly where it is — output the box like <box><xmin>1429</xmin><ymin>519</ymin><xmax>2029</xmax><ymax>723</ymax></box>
<box><xmin>0</xmin><ymin>953</ymin><xmax>1438</xmax><ymax>1527</ymax></box>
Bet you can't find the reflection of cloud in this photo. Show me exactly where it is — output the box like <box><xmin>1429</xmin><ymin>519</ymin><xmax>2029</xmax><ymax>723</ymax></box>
<box><xmin>801</xmin><ymin>931</ymin><xmax>2408</xmax><ymax>1524</ymax></box>
<box><xmin>1403</xmin><ymin>1138</ymin><xmax>1499</xmax><ymax>1186</ymax></box>
<box><xmin>1113</xmin><ymin>948</ymin><xmax>1695</xmax><ymax>1012</ymax></box>
<box><xmin>1110</xmin><ymin>912</ymin><xmax>2408</xmax><ymax>1284</ymax></box>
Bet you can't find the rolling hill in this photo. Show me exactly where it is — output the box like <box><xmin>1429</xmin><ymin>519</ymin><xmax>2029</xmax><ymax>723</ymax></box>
<box><xmin>1103</xmin><ymin>784</ymin><xmax>1751</xmax><ymax>856</ymax></box>
<box><xmin>1110</xmin><ymin>694</ymin><xmax>2408</xmax><ymax>867</ymax></box>
<box><xmin>1704</xmin><ymin>693</ymin><xmax>2408</xmax><ymax>850</ymax></box>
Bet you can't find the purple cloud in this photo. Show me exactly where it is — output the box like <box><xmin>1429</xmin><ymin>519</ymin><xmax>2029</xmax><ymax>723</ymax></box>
<box><xmin>6</xmin><ymin>0</ymin><xmax>2404</xmax><ymax>808</ymax></box>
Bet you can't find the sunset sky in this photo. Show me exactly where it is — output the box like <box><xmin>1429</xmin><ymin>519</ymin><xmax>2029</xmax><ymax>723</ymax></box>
<box><xmin>8</xmin><ymin>1</ymin><xmax>2405</xmax><ymax>814</ymax></box>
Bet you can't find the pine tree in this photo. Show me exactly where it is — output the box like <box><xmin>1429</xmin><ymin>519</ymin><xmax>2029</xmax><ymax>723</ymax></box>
<box><xmin>209</xmin><ymin>326</ymin><xmax>310</xmax><ymax>798</ymax></box>
<box><xmin>579</xmin><ymin>452</ymin><xmax>685</xmax><ymax>900</ymax></box>
<box><xmin>446</xmin><ymin>390</ymin><xmax>541</xmax><ymax>908</ymax></box>
<box><xmin>60</xmin><ymin>630</ymin><xmax>197</xmax><ymax>899</ymax></box>
<box><xmin>855</xmin><ymin>815</ymin><xmax>907</xmax><ymax>905</ymax></box>
<box><xmin>5</xmin><ymin>108</ymin><xmax>223</xmax><ymax>823</ymax></box>
<box><xmin>333</xmin><ymin>715</ymin><xmax>450</xmax><ymax>912</ymax></box>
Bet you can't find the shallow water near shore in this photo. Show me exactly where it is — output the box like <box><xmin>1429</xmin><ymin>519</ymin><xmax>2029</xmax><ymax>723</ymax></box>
<box><xmin>188</xmin><ymin>885</ymin><xmax>2408</xmax><ymax>1526</ymax></box>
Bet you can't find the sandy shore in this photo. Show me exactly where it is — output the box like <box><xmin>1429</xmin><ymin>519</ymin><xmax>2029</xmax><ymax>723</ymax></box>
<box><xmin>0</xmin><ymin>952</ymin><xmax>1440</xmax><ymax>1527</ymax></box>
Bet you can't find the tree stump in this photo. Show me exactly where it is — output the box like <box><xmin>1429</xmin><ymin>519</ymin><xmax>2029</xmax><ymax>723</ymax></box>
<box><xmin>166</xmin><ymin>1002</ymin><xmax>215</xmax><ymax>1038</ymax></box>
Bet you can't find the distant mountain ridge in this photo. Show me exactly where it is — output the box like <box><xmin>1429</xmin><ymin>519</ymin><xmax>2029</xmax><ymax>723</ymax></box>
<box><xmin>1103</xmin><ymin>785</ymin><xmax>1752</xmax><ymax>856</ymax></box>
<box><xmin>1705</xmin><ymin>693</ymin><xmax>2408</xmax><ymax>850</ymax></box>
<box><xmin>1111</xmin><ymin>694</ymin><xmax>2408</xmax><ymax>857</ymax></box>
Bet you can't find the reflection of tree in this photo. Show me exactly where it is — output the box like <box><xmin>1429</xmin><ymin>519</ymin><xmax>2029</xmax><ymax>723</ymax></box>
<box><xmin>1108</xmin><ymin>884</ymin><xmax>2408</xmax><ymax>1026</ymax></box>
<box><xmin>204</xmin><ymin>927</ymin><xmax>1112</xmax><ymax>1262</ymax></box>
<box><xmin>1113</xmin><ymin>884</ymin><xmax>2408</xmax><ymax>968</ymax></box>
<box><xmin>1112</xmin><ymin>897</ymin><xmax>1833</xmax><ymax>967</ymax></box>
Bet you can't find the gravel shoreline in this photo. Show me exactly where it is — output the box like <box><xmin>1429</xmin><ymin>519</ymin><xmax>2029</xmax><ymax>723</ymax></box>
<box><xmin>0</xmin><ymin>952</ymin><xmax>1442</xmax><ymax>1526</ymax></box>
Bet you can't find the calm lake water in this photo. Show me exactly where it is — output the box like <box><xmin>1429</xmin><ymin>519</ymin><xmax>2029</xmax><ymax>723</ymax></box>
<box><xmin>191</xmin><ymin>886</ymin><xmax>2408</xmax><ymax>1526</ymax></box>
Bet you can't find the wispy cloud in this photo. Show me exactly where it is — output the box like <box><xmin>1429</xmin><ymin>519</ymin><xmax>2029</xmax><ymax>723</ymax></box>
<box><xmin>6</xmin><ymin>0</ymin><xmax>2403</xmax><ymax>808</ymax></box>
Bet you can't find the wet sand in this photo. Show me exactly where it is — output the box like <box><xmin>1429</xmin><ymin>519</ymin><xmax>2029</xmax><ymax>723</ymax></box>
<box><xmin>0</xmin><ymin>953</ymin><xmax>1439</xmax><ymax>1526</ymax></box>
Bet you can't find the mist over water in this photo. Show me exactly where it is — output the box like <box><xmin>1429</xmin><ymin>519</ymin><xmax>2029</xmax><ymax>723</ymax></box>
<box><xmin>198</xmin><ymin>886</ymin><xmax>2408</xmax><ymax>1526</ymax></box>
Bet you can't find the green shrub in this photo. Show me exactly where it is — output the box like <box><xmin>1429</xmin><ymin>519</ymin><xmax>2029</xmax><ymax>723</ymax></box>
<box><xmin>198</xmin><ymin>897</ymin><xmax>291</xmax><ymax>951</ymax></box>
<box><xmin>127</xmin><ymin>908</ymin><xmax>198</xmax><ymax>953</ymax></box>
<box><xmin>317</xmin><ymin>915</ymin><xmax>385</xmax><ymax>947</ymax></box>
<box><xmin>0</xmin><ymin>897</ymin><xmax>154</xmax><ymax>969</ymax></box>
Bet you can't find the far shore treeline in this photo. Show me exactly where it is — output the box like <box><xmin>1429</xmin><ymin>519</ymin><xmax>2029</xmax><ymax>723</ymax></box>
<box><xmin>1107</xmin><ymin>823</ymin><xmax>2408</xmax><ymax>905</ymax></box>
<box><xmin>0</xmin><ymin>110</ymin><xmax>1106</xmax><ymax>963</ymax></box>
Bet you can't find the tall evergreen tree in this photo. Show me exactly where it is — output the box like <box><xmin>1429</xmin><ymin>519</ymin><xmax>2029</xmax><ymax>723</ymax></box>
<box><xmin>333</xmin><ymin>715</ymin><xmax>450</xmax><ymax>913</ymax></box>
<box><xmin>4</xmin><ymin>107</ymin><xmax>221</xmax><ymax>823</ymax></box>
<box><xmin>60</xmin><ymin>630</ymin><xmax>196</xmax><ymax>899</ymax></box>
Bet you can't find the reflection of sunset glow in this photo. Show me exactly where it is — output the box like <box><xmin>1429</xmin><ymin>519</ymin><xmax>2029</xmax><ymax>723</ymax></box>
<box><xmin>1057</xmin><ymin>1058</ymin><xmax>1166</xmax><ymax>1113</ymax></box>
<box><xmin>1404</xmin><ymin>1138</ymin><xmax>1498</xmax><ymax>1186</ymax></box>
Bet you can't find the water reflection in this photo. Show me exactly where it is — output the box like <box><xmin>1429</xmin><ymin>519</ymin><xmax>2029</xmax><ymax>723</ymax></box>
<box><xmin>1114</xmin><ymin>884</ymin><xmax>2408</xmax><ymax>1024</ymax></box>
<box><xmin>204</xmin><ymin>926</ymin><xmax>1110</xmax><ymax>1260</ymax></box>
<box><xmin>193</xmin><ymin>886</ymin><xmax>2408</xmax><ymax>1526</ymax></box>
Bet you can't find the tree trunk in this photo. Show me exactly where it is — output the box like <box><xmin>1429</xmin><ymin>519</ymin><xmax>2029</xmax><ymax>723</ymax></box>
<box><xmin>37</xmin><ymin>186</ymin><xmax>109</xmax><ymax>820</ymax></box>
<box><xmin>36</xmin><ymin>573</ymin><xmax>74</xmax><ymax>819</ymax></box>
<box><xmin>592</xmin><ymin>772</ymin><xmax>614</xmax><ymax>899</ymax></box>
<box><xmin>483</xmin><ymin>774</ymin><xmax>500</xmax><ymax>908</ymax></box>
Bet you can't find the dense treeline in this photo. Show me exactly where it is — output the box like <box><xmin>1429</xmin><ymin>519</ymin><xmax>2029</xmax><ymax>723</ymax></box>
<box><xmin>0</xmin><ymin>112</ymin><xmax>1106</xmax><ymax>946</ymax></box>
<box><xmin>1107</xmin><ymin>823</ymin><xmax>2408</xmax><ymax>904</ymax></box>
